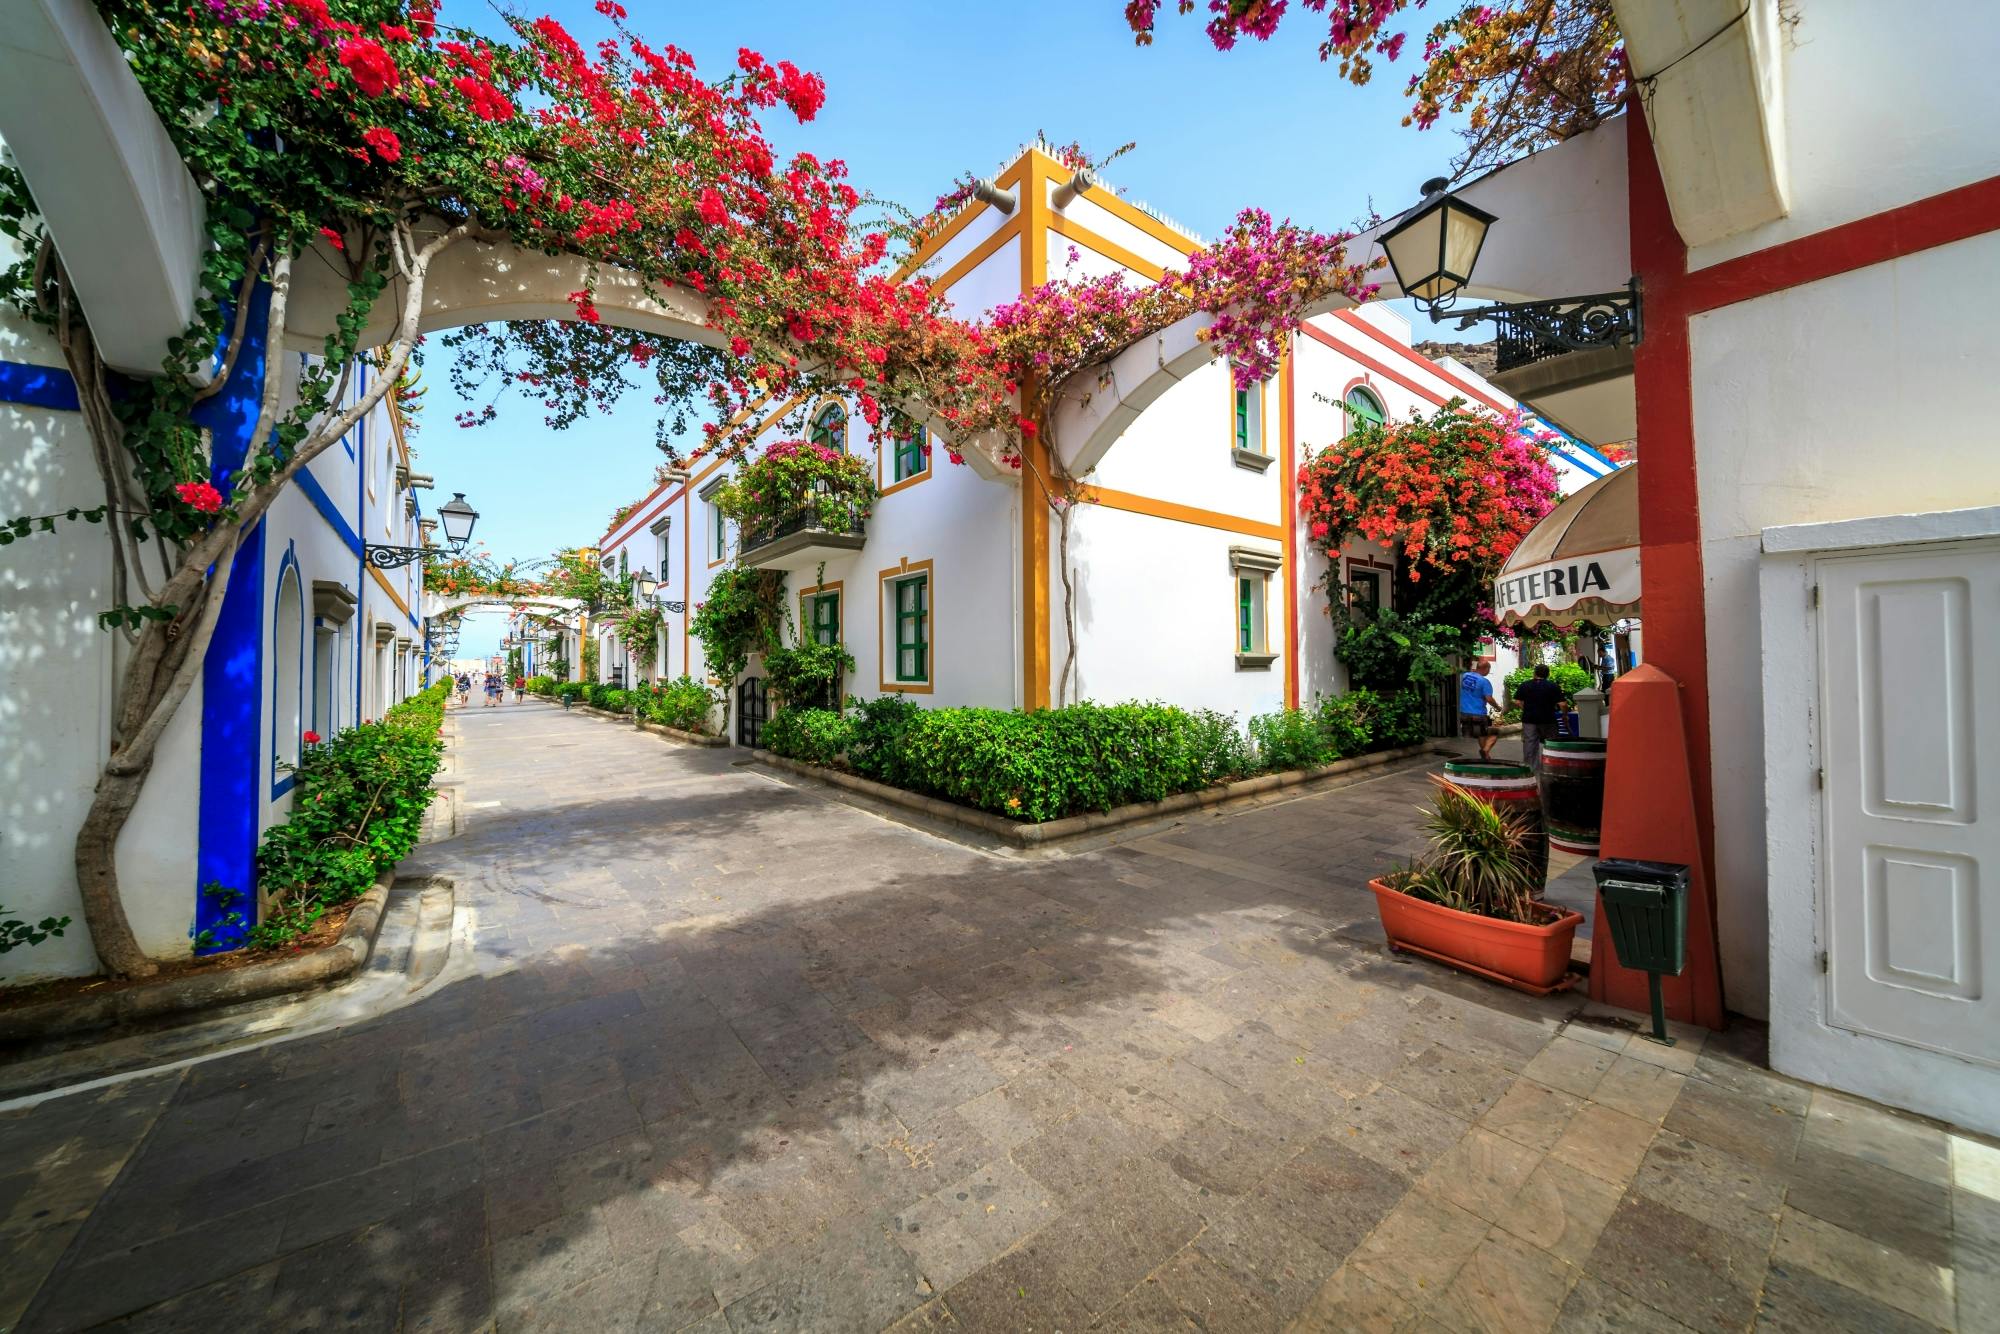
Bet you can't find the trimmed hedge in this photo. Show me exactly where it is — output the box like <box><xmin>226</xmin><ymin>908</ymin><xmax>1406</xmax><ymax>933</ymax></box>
<box><xmin>244</xmin><ymin>681</ymin><xmax>450</xmax><ymax>947</ymax></box>
<box><xmin>764</xmin><ymin>690</ymin><xmax>1423</xmax><ymax>823</ymax></box>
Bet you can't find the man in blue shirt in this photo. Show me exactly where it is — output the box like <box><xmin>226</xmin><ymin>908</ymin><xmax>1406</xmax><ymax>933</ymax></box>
<box><xmin>1459</xmin><ymin>660</ymin><xmax>1498</xmax><ymax>760</ymax></box>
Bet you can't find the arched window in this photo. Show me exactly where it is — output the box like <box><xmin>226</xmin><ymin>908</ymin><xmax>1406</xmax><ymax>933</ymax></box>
<box><xmin>808</xmin><ymin>402</ymin><xmax>847</xmax><ymax>453</ymax></box>
<box><xmin>272</xmin><ymin>560</ymin><xmax>305</xmax><ymax>792</ymax></box>
<box><xmin>1343</xmin><ymin>386</ymin><xmax>1386</xmax><ymax>435</ymax></box>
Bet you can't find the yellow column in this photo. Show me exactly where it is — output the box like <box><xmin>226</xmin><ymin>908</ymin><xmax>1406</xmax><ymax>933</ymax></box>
<box><xmin>1019</xmin><ymin>151</ymin><xmax>1053</xmax><ymax>710</ymax></box>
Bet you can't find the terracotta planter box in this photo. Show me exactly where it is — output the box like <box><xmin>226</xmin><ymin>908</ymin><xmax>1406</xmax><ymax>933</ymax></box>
<box><xmin>1368</xmin><ymin>877</ymin><xmax>1582</xmax><ymax>995</ymax></box>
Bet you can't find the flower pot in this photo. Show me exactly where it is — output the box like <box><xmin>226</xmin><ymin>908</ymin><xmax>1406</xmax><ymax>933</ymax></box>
<box><xmin>1368</xmin><ymin>878</ymin><xmax>1582</xmax><ymax>995</ymax></box>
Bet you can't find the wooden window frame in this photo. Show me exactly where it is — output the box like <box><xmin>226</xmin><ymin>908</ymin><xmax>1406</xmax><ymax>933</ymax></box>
<box><xmin>877</xmin><ymin>559</ymin><xmax>935</xmax><ymax>694</ymax></box>
<box><xmin>799</xmin><ymin>580</ymin><xmax>845</xmax><ymax>648</ymax></box>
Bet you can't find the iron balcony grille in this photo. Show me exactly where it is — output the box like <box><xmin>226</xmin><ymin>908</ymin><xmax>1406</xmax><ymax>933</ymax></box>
<box><xmin>1489</xmin><ymin>284</ymin><xmax>1642</xmax><ymax>373</ymax></box>
<box><xmin>738</xmin><ymin>493</ymin><xmax>868</xmax><ymax>556</ymax></box>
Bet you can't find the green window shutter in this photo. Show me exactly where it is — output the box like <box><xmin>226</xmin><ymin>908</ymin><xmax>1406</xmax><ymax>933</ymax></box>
<box><xmin>1238</xmin><ymin>577</ymin><xmax>1253</xmax><ymax>652</ymax></box>
<box><xmin>812</xmin><ymin>592</ymin><xmax>840</xmax><ymax>646</ymax></box>
<box><xmin>894</xmin><ymin>424</ymin><xmax>925</xmax><ymax>482</ymax></box>
<box><xmin>895</xmin><ymin>575</ymin><xmax>928</xmax><ymax>681</ymax></box>
<box><xmin>1234</xmin><ymin>389</ymin><xmax>1249</xmax><ymax>451</ymax></box>
<box><xmin>810</xmin><ymin>404</ymin><xmax>846</xmax><ymax>452</ymax></box>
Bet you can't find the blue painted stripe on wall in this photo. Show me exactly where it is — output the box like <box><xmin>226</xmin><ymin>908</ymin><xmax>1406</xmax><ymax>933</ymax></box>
<box><xmin>0</xmin><ymin>359</ymin><xmax>81</xmax><ymax>411</ymax></box>
<box><xmin>295</xmin><ymin>466</ymin><xmax>364</xmax><ymax>556</ymax></box>
<box><xmin>194</xmin><ymin>518</ymin><xmax>266</xmax><ymax>953</ymax></box>
<box><xmin>193</xmin><ymin>281</ymin><xmax>274</xmax><ymax>953</ymax></box>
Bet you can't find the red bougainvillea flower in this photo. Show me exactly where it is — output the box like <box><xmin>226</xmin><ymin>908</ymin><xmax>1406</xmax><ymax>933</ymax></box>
<box><xmin>595</xmin><ymin>0</ymin><xmax>628</xmax><ymax>16</ymax></box>
<box><xmin>174</xmin><ymin>481</ymin><xmax>224</xmax><ymax>514</ymax></box>
<box><xmin>302</xmin><ymin>730</ymin><xmax>322</xmax><ymax>745</ymax></box>
<box><xmin>453</xmin><ymin>76</ymin><xmax>515</xmax><ymax>122</ymax></box>
<box><xmin>319</xmin><ymin>226</ymin><xmax>344</xmax><ymax>251</ymax></box>
<box><xmin>338</xmin><ymin>38</ymin><xmax>400</xmax><ymax>97</ymax></box>
<box><xmin>361</xmin><ymin>127</ymin><xmax>402</xmax><ymax>162</ymax></box>
<box><xmin>408</xmin><ymin>3</ymin><xmax>436</xmax><ymax>39</ymax></box>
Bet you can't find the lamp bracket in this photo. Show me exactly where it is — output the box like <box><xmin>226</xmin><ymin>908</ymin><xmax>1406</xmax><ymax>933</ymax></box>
<box><xmin>365</xmin><ymin>540</ymin><xmax>466</xmax><ymax>570</ymax></box>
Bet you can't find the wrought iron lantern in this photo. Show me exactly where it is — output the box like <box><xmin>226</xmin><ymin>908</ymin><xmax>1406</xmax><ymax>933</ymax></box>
<box><xmin>1382</xmin><ymin>178</ymin><xmax>1641</xmax><ymax>359</ymax></box>
<box><xmin>367</xmin><ymin>491</ymin><xmax>480</xmax><ymax>570</ymax></box>
<box><xmin>632</xmin><ymin>566</ymin><xmax>684</xmax><ymax>614</ymax></box>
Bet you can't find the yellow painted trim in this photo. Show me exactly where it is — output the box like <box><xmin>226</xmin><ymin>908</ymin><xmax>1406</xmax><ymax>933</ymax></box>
<box><xmin>1080</xmin><ymin>186</ymin><xmax>1200</xmax><ymax>259</ymax></box>
<box><xmin>1231</xmin><ymin>568</ymin><xmax>1275</xmax><ymax>655</ymax></box>
<box><xmin>878</xmin><ymin>417</ymin><xmax>933</xmax><ymax>497</ymax></box>
<box><xmin>1019</xmin><ymin>152</ymin><xmax>1053</xmax><ymax>711</ymax></box>
<box><xmin>368</xmin><ymin>564</ymin><xmax>413</xmax><ymax>621</ymax></box>
<box><xmin>894</xmin><ymin>156</ymin><xmax>1028</xmax><ymax>282</ymax></box>
<box><xmin>1078</xmin><ymin>486</ymin><xmax>1285</xmax><ymax>543</ymax></box>
<box><xmin>931</xmin><ymin>216</ymin><xmax>1024</xmax><ymax>300</ymax></box>
<box><xmin>878</xmin><ymin>558</ymin><xmax>936</xmax><ymax>695</ymax></box>
<box><xmin>681</xmin><ymin>491</ymin><xmax>691</xmax><ymax>669</ymax></box>
<box><xmin>1047</xmin><ymin>215</ymin><xmax>1169</xmax><ymax>283</ymax></box>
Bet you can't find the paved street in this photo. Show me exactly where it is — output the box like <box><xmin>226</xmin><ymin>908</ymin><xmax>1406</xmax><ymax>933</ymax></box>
<box><xmin>3</xmin><ymin>701</ymin><xmax>1994</xmax><ymax>1332</ymax></box>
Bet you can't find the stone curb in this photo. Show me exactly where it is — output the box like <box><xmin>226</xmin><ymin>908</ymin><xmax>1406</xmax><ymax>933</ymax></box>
<box><xmin>0</xmin><ymin>873</ymin><xmax>394</xmax><ymax>1045</ymax></box>
<box><xmin>752</xmin><ymin>742</ymin><xmax>1443</xmax><ymax>847</ymax></box>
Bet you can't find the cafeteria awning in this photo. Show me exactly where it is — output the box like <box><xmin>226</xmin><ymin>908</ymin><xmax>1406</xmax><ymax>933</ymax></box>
<box><xmin>1495</xmin><ymin>464</ymin><xmax>1641</xmax><ymax>628</ymax></box>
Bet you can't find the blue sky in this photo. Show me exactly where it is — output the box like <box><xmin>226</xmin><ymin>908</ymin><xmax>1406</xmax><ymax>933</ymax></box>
<box><xmin>430</xmin><ymin>1</ymin><xmax>1479</xmax><ymax>657</ymax></box>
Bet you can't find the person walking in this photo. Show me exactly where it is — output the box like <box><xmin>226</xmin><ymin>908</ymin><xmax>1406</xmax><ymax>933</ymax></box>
<box><xmin>1515</xmin><ymin>663</ymin><xmax>1567</xmax><ymax>770</ymax></box>
<box><xmin>483</xmin><ymin>672</ymin><xmax>502</xmax><ymax>708</ymax></box>
<box><xmin>1459</xmin><ymin>660</ymin><xmax>1500</xmax><ymax>761</ymax></box>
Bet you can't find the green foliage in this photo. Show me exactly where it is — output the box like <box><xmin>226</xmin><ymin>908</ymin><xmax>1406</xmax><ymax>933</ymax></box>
<box><xmin>1336</xmin><ymin>604</ymin><xmax>1465</xmax><ymax>690</ymax></box>
<box><xmin>585</xmin><ymin>683</ymin><xmax>636</xmax><ymax>712</ymax></box>
<box><xmin>619</xmin><ymin>607</ymin><xmax>666</xmax><ymax>671</ymax></box>
<box><xmin>638</xmin><ymin>676</ymin><xmax>719</xmax><ymax>734</ymax></box>
<box><xmin>1503</xmin><ymin>661</ymin><xmax>1592</xmax><ymax>700</ymax></box>
<box><xmin>1387</xmin><ymin>780</ymin><xmax>1543</xmax><ymax>924</ymax></box>
<box><xmin>1247</xmin><ymin>708</ymin><xmax>1339</xmax><ymax>771</ymax></box>
<box><xmin>690</xmin><ymin>566</ymin><xmax>789</xmax><ymax>685</ymax></box>
<box><xmin>763</xmin><ymin>706</ymin><xmax>856</xmax><ymax>766</ymax></box>
<box><xmin>0</xmin><ymin>906</ymin><xmax>70</xmax><ymax>954</ymax></box>
<box><xmin>763</xmin><ymin>639</ymin><xmax>854</xmax><ymax>709</ymax></box>
<box><xmin>557</xmin><ymin>681</ymin><xmax>588</xmax><ymax>704</ymax></box>
<box><xmin>715</xmin><ymin>438</ymin><xmax>879</xmax><ymax>540</ymax></box>
<box><xmin>248</xmin><ymin>682</ymin><xmax>449</xmax><ymax>949</ymax></box>
<box><xmin>845</xmin><ymin>695</ymin><xmax>924</xmax><ymax>787</ymax></box>
<box><xmin>524</xmin><ymin>674</ymin><xmax>557</xmax><ymax>696</ymax></box>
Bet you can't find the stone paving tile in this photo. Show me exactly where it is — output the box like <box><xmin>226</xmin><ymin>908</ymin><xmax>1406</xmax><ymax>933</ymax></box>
<box><xmin>3</xmin><ymin>711</ymin><xmax>1980</xmax><ymax>1330</ymax></box>
<box><xmin>1586</xmin><ymin>1195</ymin><xmax>1769</xmax><ymax>1334</ymax></box>
<box><xmin>1772</xmin><ymin>1205</ymin><xmax>1956</xmax><ymax>1329</ymax></box>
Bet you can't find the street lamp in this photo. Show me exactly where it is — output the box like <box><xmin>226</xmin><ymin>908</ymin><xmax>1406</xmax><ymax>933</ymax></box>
<box><xmin>631</xmin><ymin>567</ymin><xmax>685</xmax><ymax>614</ymax></box>
<box><xmin>1380</xmin><ymin>178</ymin><xmax>1641</xmax><ymax>355</ymax></box>
<box><xmin>367</xmin><ymin>491</ymin><xmax>481</xmax><ymax>570</ymax></box>
<box><xmin>437</xmin><ymin>492</ymin><xmax>479</xmax><ymax>547</ymax></box>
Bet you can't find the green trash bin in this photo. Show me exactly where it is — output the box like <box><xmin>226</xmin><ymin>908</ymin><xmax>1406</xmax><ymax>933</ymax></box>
<box><xmin>1593</xmin><ymin>859</ymin><xmax>1690</xmax><ymax>1044</ymax></box>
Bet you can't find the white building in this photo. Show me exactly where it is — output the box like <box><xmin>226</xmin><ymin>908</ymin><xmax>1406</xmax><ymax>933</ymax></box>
<box><xmin>1353</xmin><ymin>1</ymin><xmax>2000</xmax><ymax>1132</ymax></box>
<box><xmin>591</xmin><ymin>143</ymin><xmax>1614</xmax><ymax>742</ymax></box>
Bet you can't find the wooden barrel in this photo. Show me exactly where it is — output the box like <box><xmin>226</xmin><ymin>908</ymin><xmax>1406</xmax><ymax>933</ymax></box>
<box><xmin>1441</xmin><ymin>760</ymin><xmax>1547</xmax><ymax>885</ymax></box>
<box><xmin>1539</xmin><ymin>739</ymin><xmax>1608</xmax><ymax>856</ymax></box>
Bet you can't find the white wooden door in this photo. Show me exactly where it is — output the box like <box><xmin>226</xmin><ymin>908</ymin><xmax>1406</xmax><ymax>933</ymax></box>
<box><xmin>1818</xmin><ymin>540</ymin><xmax>2000</xmax><ymax>1065</ymax></box>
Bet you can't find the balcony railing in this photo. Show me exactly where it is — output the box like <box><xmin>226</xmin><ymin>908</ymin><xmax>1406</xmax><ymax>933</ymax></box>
<box><xmin>738</xmin><ymin>493</ymin><xmax>868</xmax><ymax>557</ymax></box>
<box><xmin>1489</xmin><ymin>285</ymin><xmax>1642</xmax><ymax>374</ymax></box>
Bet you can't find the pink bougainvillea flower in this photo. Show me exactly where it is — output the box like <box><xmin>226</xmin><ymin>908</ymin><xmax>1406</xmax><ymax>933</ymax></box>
<box><xmin>175</xmin><ymin>481</ymin><xmax>224</xmax><ymax>514</ymax></box>
<box><xmin>361</xmin><ymin>127</ymin><xmax>402</xmax><ymax>162</ymax></box>
<box><xmin>338</xmin><ymin>38</ymin><xmax>400</xmax><ymax>97</ymax></box>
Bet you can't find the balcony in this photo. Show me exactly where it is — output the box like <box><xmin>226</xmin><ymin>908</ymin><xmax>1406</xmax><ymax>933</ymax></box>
<box><xmin>1486</xmin><ymin>296</ymin><xmax>1637</xmax><ymax>450</ymax></box>
<box><xmin>738</xmin><ymin>494</ymin><xmax>868</xmax><ymax>572</ymax></box>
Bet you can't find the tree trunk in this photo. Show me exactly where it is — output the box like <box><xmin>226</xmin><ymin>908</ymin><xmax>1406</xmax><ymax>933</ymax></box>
<box><xmin>70</xmin><ymin>757</ymin><xmax>161</xmax><ymax>979</ymax></box>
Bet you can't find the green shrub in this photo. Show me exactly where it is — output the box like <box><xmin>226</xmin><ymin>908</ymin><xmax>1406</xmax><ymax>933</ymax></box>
<box><xmin>524</xmin><ymin>674</ymin><xmax>556</xmax><ymax>696</ymax></box>
<box><xmin>846</xmin><ymin>694</ymin><xmax>923</xmax><ymax>786</ymax></box>
<box><xmin>556</xmin><ymin>681</ymin><xmax>587</xmax><ymax>704</ymax></box>
<box><xmin>249</xmin><ymin>680</ymin><xmax>450</xmax><ymax>949</ymax></box>
<box><xmin>1502</xmin><ymin>661</ymin><xmax>1593</xmax><ymax>707</ymax></box>
<box><xmin>1314</xmin><ymin>693</ymin><xmax>1374</xmax><ymax>757</ymax></box>
<box><xmin>1248</xmin><ymin>708</ymin><xmax>1338</xmax><ymax>771</ymax></box>
<box><xmin>583</xmin><ymin>683</ymin><xmax>635</xmax><ymax>711</ymax></box>
<box><xmin>763</xmin><ymin>640</ymin><xmax>855</xmax><ymax>710</ymax></box>
<box><xmin>639</xmin><ymin>676</ymin><xmax>718</xmax><ymax>733</ymax></box>
<box><xmin>764</xmin><ymin>706</ymin><xmax>856</xmax><ymax>766</ymax></box>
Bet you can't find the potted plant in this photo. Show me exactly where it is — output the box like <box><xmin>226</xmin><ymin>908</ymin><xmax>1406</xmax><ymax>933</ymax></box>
<box><xmin>1369</xmin><ymin>778</ymin><xmax>1582</xmax><ymax>993</ymax></box>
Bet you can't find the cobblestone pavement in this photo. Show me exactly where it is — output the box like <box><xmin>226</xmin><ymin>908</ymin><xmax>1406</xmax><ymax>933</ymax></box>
<box><xmin>4</xmin><ymin>701</ymin><xmax>1994</xmax><ymax>1332</ymax></box>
